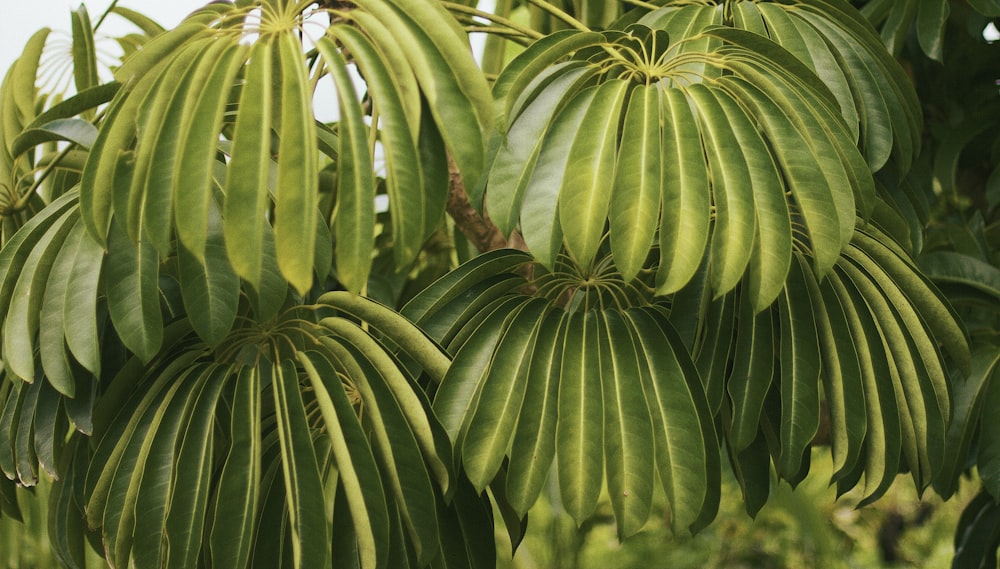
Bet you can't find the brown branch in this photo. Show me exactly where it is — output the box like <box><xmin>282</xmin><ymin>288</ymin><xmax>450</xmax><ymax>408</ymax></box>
<box><xmin>446</xmin><ymin>160</ymin><xmax>536</xmax><ymax>290</ymax></box>
<box><xmin>446</xmin><ymin>159</ymin><xmax>526</xmax><ymax>253</ymax></box>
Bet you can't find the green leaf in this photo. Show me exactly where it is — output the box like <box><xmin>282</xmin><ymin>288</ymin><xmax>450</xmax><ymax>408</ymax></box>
<box><xmin>813</xmin><ymin>276</ymin><xmax>867</xmax><ymax>481</ymax></box>
<box><xmin>11</xmin><ymin>119</ymin><xmax>98</xmax><ymax>158</ymax></box>
<box><xmin>319</xmin><ymin>291</ymin><xmax>451</xmax><ymax>384</ymax></box>
<box><xmin>245</xmin><ymin>221</ymin><xmax>288</xmax><ymax>322</ymax></box>
<box><xmin>727</xmin><ymin>431</ymin><xmax>771</xmax><ymax>518</ymax></box>
<box><xmin>828</xmin><ymin>267</ymin><xmax>901</xmax><ymax>503</ymax></box>
<box><xmin>9</xmin><ymin>28</ymin><xmax>48</xmax><ymax>127</ymax></box>
<box><xmin>3</xmin><ymin>206</ymin><xmax>78</xmax><ymax>381</ymax></box>
<box><xmin>173</xmin><ymin>43</ymin><xmax>247</xmax><ymax>258</ymax></box>
<box><xmin>694</xmin><ymin>291</ymin><xmax>736</xmax><ymax>415</ymax></box>
<box><xmin>87</xmin><ymin>365</ymin><xmax>178</xmax><ymax>559</ymax></box>
<box><xmin>24</xmin><ymin>81</ymin><xmax>119</xmax><ymax>131</ymax></box>
<box><xmin>837</xmin><ymin>256</ymin><xmax>933</xmax><ymax>490</ymax></box>
<box><xmin>433</xmin><ymin>297</ymin><xmax>526</xmax><ymax>443</ymax></box>
<box><xmin>494</xmin><ymin>29</ymin><xmax>605</xmax><ymax>125</ymax></box>
<box><xmin>847</xmin><ymin>234</ymin><xmax>953</xmax><ymax>420</ymax></box>
<box><xmin>936</xmin><ymin>348</ymin><xmax>1000</xmax><ymax>499</ymax></box>
<box><xmin>712</xmin><ymin>80</ymin><xmax>791</xmax><ymax>310</ymax></box>
<box><xmin>299</xmin><ymin>351</ymin><xmax>389</xmax><ymax>569</ymax></box>
<box><xmin>722</xmin><ymin>75</ymin><xmax>847</xmax><ymax>276</ymax></box>
<box><xmin>687</xmin><ymin>83</ymin><xmax>756</xmax><ymax>297</ymax></box>
<box><xmin>777</xmin><ymin>254</ymin><xmax>821</xmax><ymax>483</ymax></box>
<box><xmin>106</xmin><ymin>220</ymin><xmax>163</xmax><ymax>363</ymax></box>
<box><xmin>208</xmin><ymin>367</ymin><xmax>261</xmax><ymax>569</ymax></box>
<box><xmin>317</xmin><ymin>38</ymin><xmax>375</xmax><ymax>294</ymax></box>
<box><xmin>977</xmin><ymin>349</ymin><xmax>1000</xmax><ymax>500</ymax></box>
<box><xmin>557</xmin><ymin>310</ymin><xmax>604</xmax><ymax>525</ymax></box>
<box><xmin>224</xmin><ymin>38</ymin><xmax>273</xmax><ymax>292</ymax></box>
<box><xmin>505</xmin><ymin>309</ymin><xmax>565</xmax><ymax>516</ymax></box>
<box><xmin>599</xmin><ymin>311</ymin><xmax>654</xmax><ymax>539</ymax></box>
<box><xmin>129</xmin><ymin>37</ymin><xmax>216</xmax><ymax>253</ymax></box>
<box><xmin>13</xmin><ymin>379</ymin><xmax>42</xmax><ymax>485</ymax></box>
<box><xmin>656</xmin><ymin>85</ymin><xmax>710</xmax><ymax>295</ymax></box>
<box><xmin>62</xmin><ymin>219</ymin><xmax>105</xmax><ymax>376</ymax></box>
<box><xmin>558</xmin><ymin>80</ymin><xmax>627</xmax><ymax>268</ymax></box>
<box><xmin>271</xmin><ymin>359</ymin><xmax>330</xmax><ymax>569</ymax></box>
<box><xmin>792</xmin><ymin>7</ymin><xmax>915</xmax><ymax>173</ymax></box>
<box><xmin>163</xmin><ymin>367</ymin><xmax>229</xmax><ymax>569</ymax></box>
<box><xmin>71</xmin><ymin>4</ymin><xmax>99</xmax><ymax>93</ymax></box>
<box><xmin>489</xmin><ymin>64</ymin><xmax>594</xmax><ymax>237</ymax></box>
<box><xmin>880</xmin><ymin>0</ymin><xmax>917</xmax><ymax>55</ymax></box>
<box><xmin>954</xmin><ymin>492</ymin><xmax>1000</xmax><ymax>569</ymax></box>
<box><xmin>337</xmin><ymin>13</ymin><xmax>420</xmax><ymax>135</ymax></box>
<box><xmin>113</xmin><ymin>4</ymin><xmax>233</xmax><ymax>84</ymax></box>
<box><xmin>0</xmin><ymin>190</ymin><xmax>80</xmax><ymax>320</ymax></box>
<box><xmin>967</xmin><ymin>0</ymin><xmax>1000</xmax><ymax>16</ymax></box>
<box><xmin>330</xmin><ymin>341</ymin><xmax>440</xmax><ymax>565</ymax></box>
<box><xmin>519</xmin><ymin>87</ymin><xmax>596</xmax><ymax>267</ymax></box>
<box><xmin>354</xmin><ymin>0</ymin><xmax>491</xmax><ymax>192</ymax></box>
<box><xmin>462</xmin><ymin>298</ymin><xmax>549</xmax><ymax>490</ymax></box>
<box><xmin>274</xmin><ymin>31</ymin><xmax>319</xmax><ymax>295</ymax></box>
<box><xmin>35</xmin><ymin>386</ymin><xmax>68</xmax><ymax>478</ymax></box>
<box><xmin>38</xmin><ymin>219</ymin><xmax>92</xmax><ymax>396</ymax></box>
<box><xmin>625</xmin><ymin>307</ymin><xmax>718</xmax><ymax>534</ymax></box>
<box><xmin>921</xmin><ymin>251</ymin><xmax>1000</xmax><ymax>301</ymax></box>
<box><xmin>916</xmin><ymin>0</ymin><xmax>949</xmax><ymax>61</ymax></box>
<box><xmin>781</xmin><ymin>10</ymin><xmax>861</xmax><ymax>142</ymax></box>
<box><xmin>400</xmin><ymin>248</ymin><xmax>532</xmax><ymax>327</ymax></box>
<box><xmin>321</xmin><ymin>317</ymin><xmax>452</xmax><ymax>493</ymax></box>
<box><xmin>176</xmin><ymin>199</ymin><xmax>239</xmax><ymax>345</ymax></box>
<box><xmin>48</xmin><ymin>438</ymin><xmax>87</xmax><ymax>568</ymax></box>
<box><xmin>727</xmin><ymin>295</ymin><xmax>775</xmax><ymax>453</ymax></box>
<box><xmin>610</xmin><ymin>84</ymin><xmax>660</xmax><ymax>282</ymax></box>
<box><xmin>111</xmin><ymin>6</ymin><xmax>167</xmax><ymax>37</ymax></box>
<box><xmin>0</xmin><ymin>385</ymin><xmax>20</xmax><ymax>481</ymax></box>
<box><xmin>80</xmin><ymin>69</ymin><xmax>156</xmax><ymax>244</ymax></box>
<box><xmin>130</xmin><ymin>366</ymin><xmax>213</xmax><ymax>569</ymax></box>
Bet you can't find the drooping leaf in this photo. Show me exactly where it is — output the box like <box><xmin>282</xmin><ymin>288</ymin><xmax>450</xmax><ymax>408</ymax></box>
<box><xmin>462</xmin><ymin>299</ymin><xmax>549</xmax><ymax>490</ymax></box>
<box><xmin>317</xmin><ymin>38</ymin><xmax>375</xmax><ymax>295</ymax></box>
<box><xmin>176</xmin><ymin>200</ymin><xmax>239</xmax><ymax>345</ymax></box>
<box><xmin>223</xmin><ymin>38</ymin><xmax>273</xmax><ymax>294</ymax></box>
<box><xmin>273</xmin><ymin>31</ymin><xmax>319</xmax><ymax>295</ymax></box>
<box><xmin>556</xmin><ymin>310</ymin><xmax>604</xmax><ymax>525</ymax></box>
<box><xmin>106</xmin><ymin>220</ymin><xmax>163</xmax><ymax>363</ymax></box>
<box><xmin>610</xmin><ymin>84</ymin><xmax>661</xmax><ymax>282</ymax></box>
<box><xmin>505</xmin><ymin>309</ymin><xmax>565</xmax><ymax>515</ymax></box>
<box><xmin>270</xmin><ymin>359</ymin><xmax>330</xmax><ymax>569</ymax></box>
<box><xmin>776</xmin><ymin>254</ymin><xmax>821</xmax><ymax>484</ymax></box>
<box><xmin>598</xmin><ymin>311</ymin><xmax>654</xmax><ymax>539</ymax></box>
<box><xmin>209</xmin><ymin>367</ymin><xmax>262</xmax><ymax>569</ymax></box>
<box><xmin>299</xmin><ymin>351</ymin><xmax>390</xmax><ymax>569</ymax></box>
<box><xmin>558</xmin><ymin>80</ymin><xmax>627</xmax><ymax>268</ymax></box>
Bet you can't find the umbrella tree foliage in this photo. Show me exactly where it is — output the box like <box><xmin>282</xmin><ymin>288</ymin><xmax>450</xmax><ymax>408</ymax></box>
<box><xmin>0</xmin><ymin>0</ymin><xmax>998</xmax><ymax>567</ymax></box>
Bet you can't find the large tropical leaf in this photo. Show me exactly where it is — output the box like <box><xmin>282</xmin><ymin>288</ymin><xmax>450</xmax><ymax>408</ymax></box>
<box><xmin>627</xmin><ymin>0</ymin><xmax>921</xmax><ymax>174</ymax></box>
<box><xmin>78</xmin><ymin>0</ymin><xmax>492</xmax><ymax>296</ymax></box>
<box><xmin>486</xmin><ymin>22</ymin><xmax>876</xmax><ymax>309</ymax></box>
<box><xmin>414</xmin><ymin>221</ymin><xmax>968</xmax><ymax>534</ymax></box>
<box><xmin>412</xmin><ymin>249</ymin><xmax>721</xmax><ymax>537</ymax></box>
<box><xmin>70</xmin><ymin>297</ymin><xmax>484</xmax><ymax>569</ymax></box>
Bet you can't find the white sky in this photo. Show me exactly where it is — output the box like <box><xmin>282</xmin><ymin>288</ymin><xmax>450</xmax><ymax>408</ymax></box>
<box><xmin>1</xmin><ymin>1</ymin><xmax>207</xmax><ymax>80</ymax></box>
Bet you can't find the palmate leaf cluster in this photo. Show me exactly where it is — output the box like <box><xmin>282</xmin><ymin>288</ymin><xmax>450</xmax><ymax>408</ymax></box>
<box><xmin>0</xmin><ymin>0</ymin><xmax>996</xmax><ymax>568</ymax></box>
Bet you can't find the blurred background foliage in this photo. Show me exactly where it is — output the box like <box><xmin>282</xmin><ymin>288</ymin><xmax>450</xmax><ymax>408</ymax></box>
<box><xmin>496</xmin><ymin>450</ymin><xmax>978</xmax><ymax>569</ymax></box>
<box><xmin>1</xmin><ymin>449</ymin><xmax>977</xmax><ymax>568</ymax></box>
